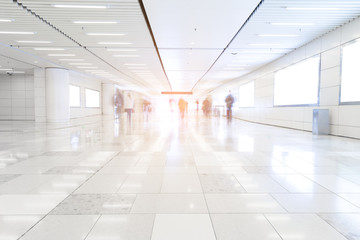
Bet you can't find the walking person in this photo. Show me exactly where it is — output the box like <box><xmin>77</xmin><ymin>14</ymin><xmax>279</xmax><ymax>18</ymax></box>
<box><xmin>225</xmin><ymin>90</ymin><xmax>234</xmax><ymax>120</ymax></box>
<box><xmin>124</xmin><ymin>92</ymin><xmax>134</xmax><ymax>123</ymax></box>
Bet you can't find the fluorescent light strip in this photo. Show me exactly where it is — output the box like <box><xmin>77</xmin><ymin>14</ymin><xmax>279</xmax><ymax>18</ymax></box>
<box><xmin>107</xmin><ymin>49</ymin><xmax>136</xmax><ymax>52</ymax></box>
<box><xmin>248</xmin><ymin>43</ymin><xmax>281</xmax><ymax>46</ymax></box>
<box><xmin>8</xmin><ymin>71</ymin><xmax>25</xmax><ymax>74</ymax></box>
<box><xmin>17</xmin><ymin>40</ymin><xmax>52</xmax><ymax>43</ymax></box>
<box><xmin>48</xmin><ymin>54</ymin><xmax>75</xmax><ymax>56</ymax></box>
<box><xmin>258</xmin><ymin>34</ymin><xmax>297</xmax><ymax>37</ymax></box>
<box><xmin>87</xmin><ymin>33</ymin><xmax>125</xmax><ymax>36</ymax></box>
<box><xmin>0</xmin><ymin>69</ymin><xmax>13</xmax><ymax>71</ymax></box>
<box><xmin>34</xmin><ymin>47</ymin><xmax>65</xmax><ymax>51</ymax></box>
<box><xmin>124</xmin><ymin>63</ymin><xmax>146</xmax><ymax>66</ymax></box>
<box><xmin>0</xmin><ymin>31</ymin><xmax>35</xmax><ymax>34</ymax></box>
<box><xmin>53</xmin><ymin>4</ymin><xmax>107</xmax><ymax>9</ymax></box>
<box><xmin>73</xmin><ymin>21</ymin><xmax>117</xmax><ymax>24</ymax></box>
<box><xmin>286</xmin><ymin>7</ymin><xmax>340</xmax><ymax>10</ymax></box>
<box><xmin>0</xmin><ymin>19</ymin><xmax>14</xmax><ymax>22</ymax></box>
<box><xmin>113</xmin><ymin>55</ymin><xmax>139</xmax><ymax>57</ymax></box>
<box><xmin>77</xmin><ymin>66</ymin><xmax>98</xmax><ymax>69</ymax></box>
<box><xmin>59</xmin><ymin>59</ymin><xmax>84</xmax><ymax>61</ymax></box>
<box><xmin>271</xmin><ymin>22</ymin><xmax>314</xmax><ymax>26</ymax></box>
<box><xmin>98</xmin><ymin>42</ymin><xmax>132</xmax><ymax>45</ymax></box>
<box><xmin>68</xmin><ymin>63</ymin><xmax>92</xmax><ymax>65</ymax></box>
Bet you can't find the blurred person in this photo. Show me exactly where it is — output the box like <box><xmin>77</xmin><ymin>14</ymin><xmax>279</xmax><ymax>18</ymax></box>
<box><xmin>202</xmin><ymin>98</ymin><xmax>211</xmax><ymax>117</ymax></box>
<box><xmin>143</xmin><ymin>99</ymin><xmax>151</xmax><ymax>122</ymax></box>
<box><xmin>178</xmin><ymin>98</ymin><xmax>187</xmax><ymax>119</ymax></box>
<box><xmin>114</xmin><ymin>89</ymin><xmax>123</xmax><ymax>119</ymax></box>
<box><xmin>196</xmin><ymin>99</ymin><xmax>199</xmax><ymax>113</ymax></box>
<box><xmin>124</xmin><ymin>92</ymin><xmax>134</xmax><ymax>122</ymax></box>
<box><xmin>225</xmin><ymin>90</ymin><xmax>234</xmax><ymax>120</ymax></box>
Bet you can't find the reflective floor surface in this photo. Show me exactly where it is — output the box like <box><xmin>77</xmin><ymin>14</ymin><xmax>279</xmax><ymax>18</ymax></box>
<box><xmin>0</xmin><ymin>111</ymin><xmax>360</xmax><ymax>240</ymax></box>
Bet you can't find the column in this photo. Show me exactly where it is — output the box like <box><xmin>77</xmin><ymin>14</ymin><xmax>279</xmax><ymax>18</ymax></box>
<box><xmin>34</xmin><ymin>68</ymin><xmax>46</xmax><ymax>122</ymax></box>
<box><xmin>102</xmin><ymin>83</ymin><xmax>114</xmax><ymax>115</ymax></box>
<box><xmin>45</xmin><ymin>68</ymin><xmax>69</xmax><ymax>123</ymax></box>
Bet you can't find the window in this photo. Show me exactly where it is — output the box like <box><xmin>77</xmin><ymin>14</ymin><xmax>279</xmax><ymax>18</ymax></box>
<box><xmin>340</xmin><ymin>39</ymin><xmax>360</xmax><ymax>103</ymax></box>
<box><xmin>69</xmin><ymin>85</ymin><xmax>80</xmax><ymax>107</ymax></box>
<box><xmin>85</xmin><ymin>88</ymin><xmax>100</xmax><ymax>108</ymax></box>
<box><xmin>274</xmin><ymin>56</ymin><xmax>320</xmax><ymax>106</ymax></box>
<box><xmin>238</xmin><ymin>81</ymin><xmax>254</xmax><ymax>107</ymax></box>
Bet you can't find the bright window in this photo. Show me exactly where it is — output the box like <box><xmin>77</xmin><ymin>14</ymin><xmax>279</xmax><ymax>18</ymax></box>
<box><xmin>274</xmin><ymin>56</ymin><xmax>320</xmax><ymax>106</ymax></box>
<box><xmin>238</xmin><ymin>81</ymin><xmax>254</xmax><ymax>107</ymax></box>
<box><xmin>340</xmin><ymin>40</ymin><xmax>360</xmax><ymax>103</ymax></box>
<box><xmin>85</xmin><ymin>88</ymin><xmax>100</xmax><ymax>108</ymax></box>
<box><xmin>69</xmin><ymin>85</ymin><xmax>80</xmax><ymax>107</ymax></box>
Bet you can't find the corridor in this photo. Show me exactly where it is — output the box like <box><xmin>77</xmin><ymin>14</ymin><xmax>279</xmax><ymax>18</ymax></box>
<box><xmin>0</xmin><ymin>112</ymin><xmax>360</xmax><ymax>239</ymax></box>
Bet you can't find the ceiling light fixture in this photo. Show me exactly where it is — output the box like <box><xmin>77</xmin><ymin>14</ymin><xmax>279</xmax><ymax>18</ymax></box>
<box><xmin>0</xmin><ymin>31</ymin><xmax>35</xmax><ymax>34</ymax></box>
<box><xmin>258</xmin><ymin>34</ymin><xmax>298</xmax><ymax>37</ymax></box>
<box><xmin>87</xmin><ymin>33</ymin><xmax>125</xmax><ymax>36</ymax></box>
<box><xmin>68</xmin><ymin>63</ymin><xmax>92</xmax><ymax>65</ymax></box>
<box><xmin>286</xmin><ymin>7</ymin><xmax>340</xmax><ymax>10</ymax></box>
<box><xmin>0</xmin><ymin>19</ymin><xmax>14</xmax><ymax>22</ymax></box>
<box><xmin>73</xmin><ymin>21</ymin><xmax>117</xmax><ymax>24</ymax></box>
<box><xmin>77</xmin><ymin>66</ymin><xmax>98</xmax><ymax>69</ymax></box>
<box><xmin>0</xmin><ymin>68</ymin><xmax>13</xmax><ymax>71</ymax></box>
<box><xmin>16</xmin><ymin>40</ymin><xmax>52</xmax><ymax>43</ymax></box>
<box><xmin>113</xmin><ymin>55</ymin><xmax>139</xmax><ymax>57</ymax></box>
<box><xmin>59</xmin><ymin>59</ymin><xmax>84</xmax><ymax>61</ymax></box>
<box><xmin>34</xmin><ymin>47</ymin><xmax>65</xmax><ymax>51</ymax></box>
<box><xmin>53</xmin><ymin>4</ymin><xmax>108</xmax><ymax>9</ymax></box>
<box><xmin>98</xmin><ymin>42</ymin><xmax>132</xmax><ymax>45</ymax></box>
<box><xmin>48</xmin><ymin>54</ymin><xmax>75</xmax><ymax>56</ymax></box>
<box><xmin>270</xmin><ymin>22</ymin><xmax>314</xmax><ymax>26</ymax></box>
<box><xmin>107</xmin><ymin>49</ymin><xmax>137</xmax><ymax>52</ymax></box>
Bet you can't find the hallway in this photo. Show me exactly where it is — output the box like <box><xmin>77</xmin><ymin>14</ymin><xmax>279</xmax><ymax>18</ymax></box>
<box><xmin>0</xmin><ymin>112</ymin><xmax>360</xmax><ymax>239</ymax></box>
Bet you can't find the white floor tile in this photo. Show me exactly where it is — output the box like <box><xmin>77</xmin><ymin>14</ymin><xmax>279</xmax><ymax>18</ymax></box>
<box><xmin>75</xmin><ymin>174</ymin><xmax>127</xmax><ymax>194</ymax></box>
<box><xmin>211</xmin><ymin>214</ymin><xmax>282</xmax><ymax>240</ymax></box>
<box><xmin>272</xmin><ymin>193</ymin><xmax>360</xmax><ymax>213</ymax></box>
<box><xmin>160</xmin><ymin>175</ymin><xmax>202</xmax><ymax>193</ymax></box>
<box><xmin>131</xmin><ymin>194</ymin><xmax>208</xmax><ymax>213</ymax></box>
<box><xmin>151</xmin><ymin>214</ymin><xmax>216</xmax><ymax>240</ymax></box>
<box><xmin>205</xmin><ymin>194</ymin><xmax>286</xmax><ymax>213</ymax></box>
<box><xmin>266</xmin><ymin>214</ymin><xmax>347</xmax><ymax>240</ymax></box>
<box><xmin>118</xmin><ymin>174</ymin><xmax>163</xmax><ymax>193</ymax></box>
<box><xmin>0</xmin><ymin>215</ymin><xmax>43</xmax><ymax>240</ymax></box>
<box><xmin>86</xmin><ymin>214</ymin><xmax>155</xmax><ymax>240</ymax></box>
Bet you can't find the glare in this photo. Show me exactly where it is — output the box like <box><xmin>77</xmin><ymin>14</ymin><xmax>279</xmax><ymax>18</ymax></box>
<box><xmin>274</xmin><ymin>56</ymin><xmax>319</xmax><ymax>106</ymax></box>
<box><xmin>238</xmin><ymin>81</ymin><xmax>254</xmax><ymax>107</ymax></box>
<box><xmin>341</xmin><ymin>40</ymin><xmax>360</xmax><ymax>102</ymax></box>
<box><xmin>85</xmin><ymin>89</ymin><xmax>100</xmax><ymax>108</ymax></box>
<box><xmin>69</xmin><ymin>85</ymin><xmax>80</xmax><ymax>107</ymax></box>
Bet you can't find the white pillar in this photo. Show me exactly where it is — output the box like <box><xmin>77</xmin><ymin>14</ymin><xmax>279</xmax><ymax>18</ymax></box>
<box><xmin>102</xmin><ymin>83</ymin><xmax>114</xmax><ymax>115</ymax></box>
<box><xmin>34</xmin><ymin>68</ymin><xmax>46</xmax><ymax>122</ymax></box>
<box><xmin>45</xmin><ymin>68</ymin><xmax>69</xmax><ymax>122</ymax></box>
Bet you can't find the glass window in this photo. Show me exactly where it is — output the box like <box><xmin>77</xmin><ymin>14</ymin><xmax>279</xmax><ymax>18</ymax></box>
<box><xmin>274</xmin><ymin>56</ymin><xmax>320</xmax><ymax>106</ymax></box>
<box><xmin>69</xmin><ymin>85</ymin><xmax>80</xmax><ymax>107</ymax></box>
<box><xmin>85</xmin><ymin>88</ymin><xmax>100</xmax><ymax>108</ymax></box>
<box><xmin>238</xmin><ymin>81</ymin><xmax>254</xmax><ymax>107</ymax></box>
<box><xmin>340</xmin><ymin>39</ymin><xmax>360</xmax><ymax>103</ymax></box>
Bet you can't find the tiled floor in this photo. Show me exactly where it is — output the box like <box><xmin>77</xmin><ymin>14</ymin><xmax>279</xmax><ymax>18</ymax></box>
<box><xmin>1</xmin><ymin>112</ymin><xmax>360</xmax><ymax>239</ymax></box>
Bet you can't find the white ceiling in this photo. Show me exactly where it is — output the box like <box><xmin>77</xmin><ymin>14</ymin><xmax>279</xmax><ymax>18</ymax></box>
<box><xmin>1</xmin><ymin>0</ymin><xmax>360</xmax><ymax>96</ymax></box>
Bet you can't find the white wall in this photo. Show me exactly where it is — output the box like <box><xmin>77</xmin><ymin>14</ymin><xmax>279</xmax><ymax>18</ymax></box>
<box><xmin>69</xmin><ymin>71</ymin><xmax>102</xmax><ymax>119</ymax></box>
<box><xmin>0</xmin><ymin>73</ymin><xmax>34</xmax><ymax>120</ymax></box>
<box><xmin>215</xmin><ymin>16</ymin><xmax>360</xmax><ymax>139</ymax></box>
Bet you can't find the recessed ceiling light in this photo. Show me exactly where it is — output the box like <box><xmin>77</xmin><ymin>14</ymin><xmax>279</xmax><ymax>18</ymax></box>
<box><xmin>248</xmin><ymin>43</ymin><xmax>281</xmax><ymax>46</ymax></box>
<box><xmin>48</xmin><ymin>54</ymin><xmax>75</xmax><ymax>56</ymax></box>
<box><xmin>258</xmin><ymin>34</ymin><xmax>298</xmax><ymax>37</ymax></box>
<box><xmin>0</xmin><ymin>31</ymin><xmax>35</xmax><ymax>34</ymax></box>
<box><xmin>73</xmin><ymin>21</ymin><xmax>117</xmax><ymax>24</ymax></box>
<box><xmin>98</xmin><ymin>42</ymin><xmax>132</xmax><ymax>45</ymax></box>
<box><xmin>17</xmin><ymin>40</ymin><xmax>52</xmax><ymax>43</ymax></box>
<box><xmin>87</xmin><ymin>33</ymin><xmax>125</xmax><ymax>36</ymax></box>
<box><xmin>286</xmin><ymin>7</ymin><xmax>339</xmax><ymax>10</ymax></box>
<box><xmin>59</xmin><ymin>59</ymin><xmax>84</xmax><ymax>61</ymax></box>
<box><xmin>34</xmin><ymin>47</ymin><xmax>65</xmax><ymax>51</ymax></box>
<box><xmin>68</xmin><ymin>63</ymin><xmax>92</xmax><ymax>65</ymax></box>
<box><xmin>77</xmin><ymin>66</ymin><xmax>98</xmax><ymax>69</ymax></box>
<box><xmin>124</xmin><ymin>63</ymin><xmax>146</xmax><ymax>66</ymax></box>
<box><xmin>270</xmin><ymin>22</ymin><xmax>314</xmax><ymax>26</ymax></box>
<box><xmin>53</xmin><ymin>4</ymin><xmax>108</xmax><ymax>9</ymax></box>
<box><xmin>113</xmin><ymin>55</ymin><xmax>139</xmax><ymax>57</ymax></box>
<box><xmin>0</xmin><ymin>19</ymin><xmax>14</xmax><ymax>22</ymax></box>
<box><xmin>107</xmin><ymin>48</ymin><xmax>136</xmax><ymax>52</ymax></box>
